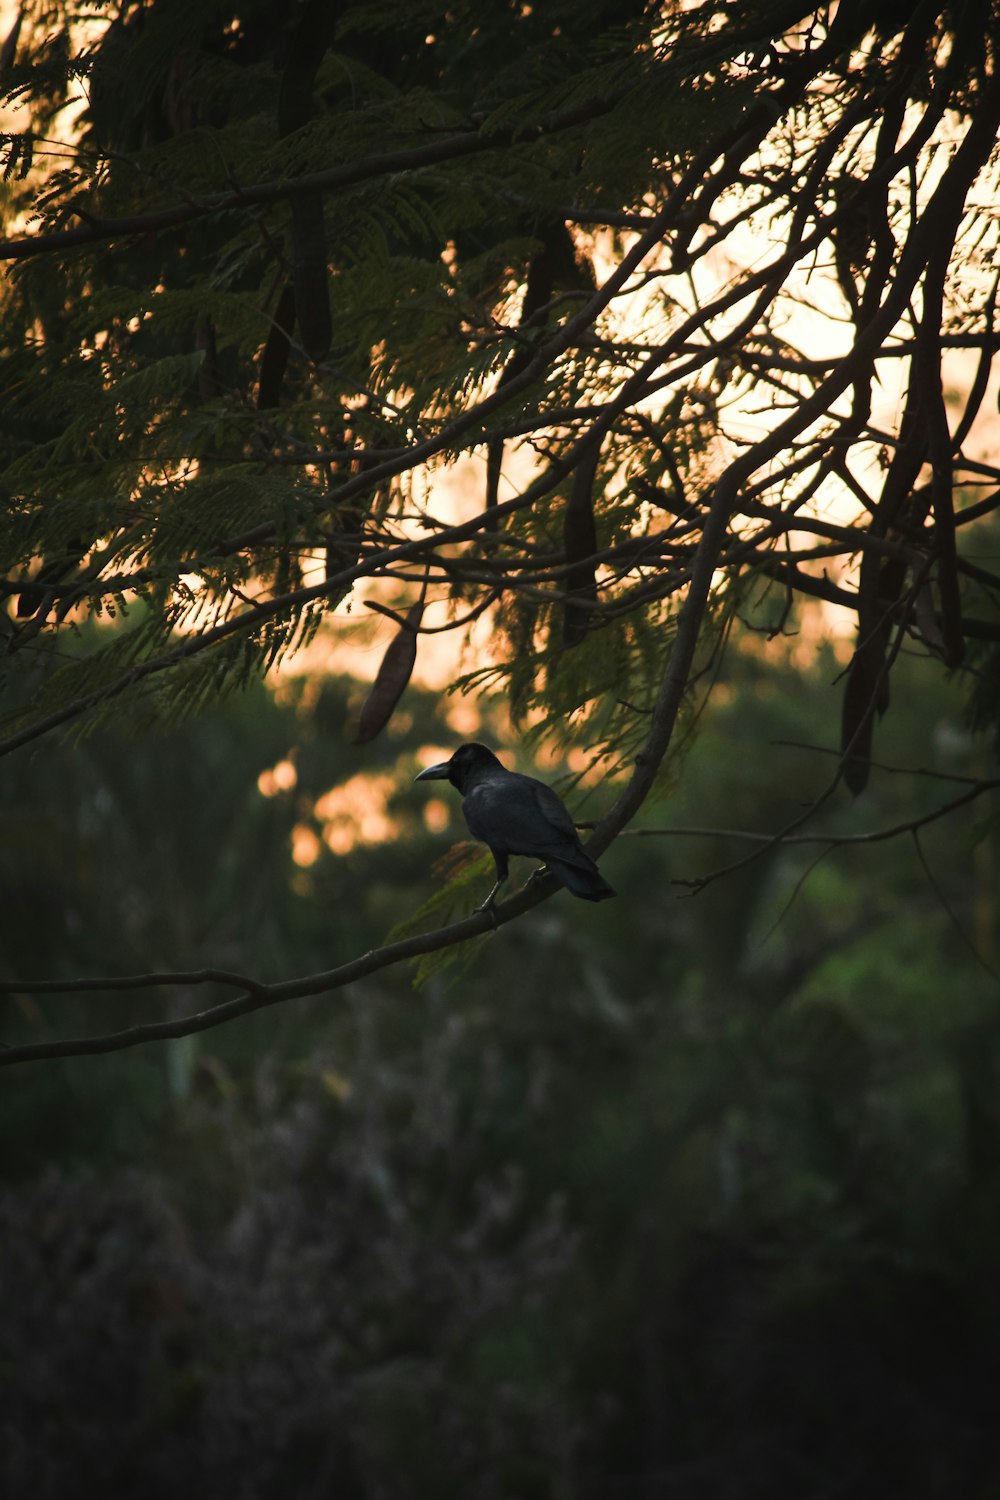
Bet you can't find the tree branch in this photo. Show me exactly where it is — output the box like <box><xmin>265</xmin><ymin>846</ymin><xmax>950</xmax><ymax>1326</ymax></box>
<box><xmin>0</xmin><ymin>95</ymin><xmax>620</xmax><ymax>263</ymax></box>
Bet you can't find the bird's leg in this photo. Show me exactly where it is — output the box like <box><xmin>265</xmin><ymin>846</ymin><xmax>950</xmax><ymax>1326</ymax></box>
<box><xmin>475</xmin><ymin>851</ymin><xmax>508</xmax><ymax>915</ymax></box>
<box><xmin>474</xmin><ymin>878</ymin><xmax>504</xmax><ymax>917</ymax></box>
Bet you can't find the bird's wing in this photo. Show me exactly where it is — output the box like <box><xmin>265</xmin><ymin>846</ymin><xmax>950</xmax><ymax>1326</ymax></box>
<box><xmin>464</xmin><ymin>773</ymin><xmax>584</xmax><ymax>861</ymax></box>
<box><xmin>527</xmin><ymin>777</ymin><xmax>580</xmax><ymax>840</ymax></box>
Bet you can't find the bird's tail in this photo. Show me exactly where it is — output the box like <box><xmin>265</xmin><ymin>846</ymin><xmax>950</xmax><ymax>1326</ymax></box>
<box><xmin>545</xmin><ymin>854</ymin><xmax>616</xmax><ymax>902</ymax></box>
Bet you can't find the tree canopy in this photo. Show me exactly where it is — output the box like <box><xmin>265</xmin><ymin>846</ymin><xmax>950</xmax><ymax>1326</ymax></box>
<box><xmin>2</xmin><ymin>0</ymin><xmax>1000</xmax><ymax>1060</ymax></box>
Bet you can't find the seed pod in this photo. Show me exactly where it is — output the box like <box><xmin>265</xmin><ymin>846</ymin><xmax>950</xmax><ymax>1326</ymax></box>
<box><xmin>257</xmin><ymin>282</ymin><xmax>297</xmax><ymax>411</ymax></box>
<box><xmin>563</xmin><ymin>442</ymin><xmax>601</xmax><ymax>647</ymax></box>
<box><xmin>196</xmin><ymin>314</ymin><xmax>219</xmax><ymax>401</ymax></box>
<box><xmin>290</xmin><ymin>192</ymin><xmax>331</xmax><ymax>363</ymax></box>
<box><xmin>355</xmin><ymin>600</ymin><xmax>425</xmax><ymax>744</ymax></box>
<box><xmin>484</xmin><ymin>226</ymin><xmax>592</xmax><ymax>527</ymax></box>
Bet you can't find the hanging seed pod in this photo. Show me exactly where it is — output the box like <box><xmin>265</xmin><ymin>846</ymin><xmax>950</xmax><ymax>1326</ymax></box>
<box><xmin>355</xmin><ymin>600</ymin><xmax>425</xmax><ymax>744</ymax></box>
<box><xmin>563</xmin><ymin>442</ymin><xmax>601</xmax><ymax>647</ymax></box>
<box><xmin>256</xmin><ymin>282</ymin><xmax>297</xmax><ymax>410</ymax></box>
<box><xmin>485</xmin><ymin>226</ymin><xmax>591</xmax><ymax>527</ymax></box>
<box><xmin>196</xmin><ymin>313</ymin><xmax>219</xmax><ymax>401</ymax></box>
<box><xmin>290</xmin><ymin>193</ymin><xmax>331</xmax><ymax>364</ymax></box>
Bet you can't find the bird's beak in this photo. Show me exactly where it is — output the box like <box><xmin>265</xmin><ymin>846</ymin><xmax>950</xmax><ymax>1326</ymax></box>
<box><xmin>414</xmin><ymin>760</ymin><xmax>451</xmax><ymax>782</ymax></box>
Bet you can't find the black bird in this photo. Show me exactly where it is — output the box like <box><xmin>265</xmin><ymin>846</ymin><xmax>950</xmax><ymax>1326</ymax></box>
<box><xmin>415</xmin><ymin>742</ymin><xmax>616</xmax><ymax>910</ymax></box>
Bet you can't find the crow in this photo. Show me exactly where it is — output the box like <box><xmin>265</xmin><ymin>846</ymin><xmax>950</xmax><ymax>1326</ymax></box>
<box><xmin>415</xmin><ymin>742</ymin><xmax>616</xmax><ymax>910</ymax></box>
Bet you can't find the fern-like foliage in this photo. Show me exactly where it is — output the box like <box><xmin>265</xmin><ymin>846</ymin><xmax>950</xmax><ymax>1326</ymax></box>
<box><xmin>0</xmin><ymin>0</ymin><xmax>999</xmax><ymax>807</ymax></box>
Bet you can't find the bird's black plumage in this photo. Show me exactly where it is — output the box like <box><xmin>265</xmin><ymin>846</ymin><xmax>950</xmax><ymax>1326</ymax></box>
<box><xmin>415</xmin><ymin>742</ymin><xmax>615</xmax><ymax>909</ymax></box>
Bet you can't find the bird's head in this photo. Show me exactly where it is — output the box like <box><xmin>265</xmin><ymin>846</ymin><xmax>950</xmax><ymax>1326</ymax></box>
<box><xmin>414</xmin><ymin>742</ymin><xmax>503</xmax><ymax>793</ymax></box>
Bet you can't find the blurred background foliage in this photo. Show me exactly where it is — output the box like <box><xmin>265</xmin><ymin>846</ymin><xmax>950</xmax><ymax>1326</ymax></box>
<box><xmin>2</xmin><ymin>608</ymin><xmax>999</xmax><ymax>1498</ymax></box>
